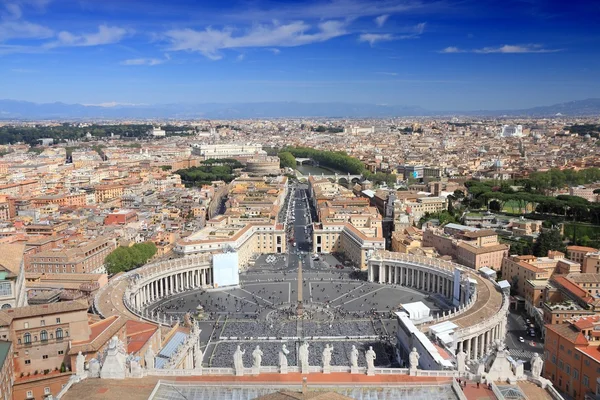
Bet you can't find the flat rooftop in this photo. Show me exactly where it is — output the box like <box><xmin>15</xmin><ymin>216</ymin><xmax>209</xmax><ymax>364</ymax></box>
<box><xmin>61</xmin><ymin>374</ymin><xmax>458</xmax><ymax>400</ymax></box>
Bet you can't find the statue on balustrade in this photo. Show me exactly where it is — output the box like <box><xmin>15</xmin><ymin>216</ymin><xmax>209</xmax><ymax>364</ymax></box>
<box><xmin>350</xmin><ymin>345</ymin><xmax>359</xmax><ymax>369</ymax></box>
<box><xmin>531</xmin><ymin>353</ymin><xmax>543</xmax><ymax>378</ymax></box>
<box><xmin>409</xmin><ymin>347</ymin><xmax>420</xmax><ymax>370</ymax></box>
<box><xmin>252</xmin><ymin>345</ymin><xmax>263</xmax><ymax>369</ymax></box>
<box><xmin>76</xmin><ymin>351</ymin><xmax>86</xmax><ymax>377</ymax></box>
<box><xmin>234</xmin><ymin>345</ymin><xmax>245</xmax><ymax>376</ymax></box>
<box><xmin>279</xmin><ymin>344</ymin><xmax>289</xmax><ymax>370</ymax></box>
<box><xmin>299</xmin><ymin>342</ymin><xmax>310</xmax><ymax>371</ymax></box>
<box><xmin>144</xmin><ymin>346</ymin><xmax>155</xmax><ymax>370</ymax></box>
<box><xmin>365</xmin><ymin>346</ymin><xmax>376</xmax><ymax>372</ymax></box>
<box><xmin>322</xmin><ymin>344</ymin><xmax>333</xmax><ymax>368</ymax></box>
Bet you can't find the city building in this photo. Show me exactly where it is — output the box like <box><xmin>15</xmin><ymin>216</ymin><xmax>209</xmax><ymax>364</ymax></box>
<box><xmin>583</xmin><ymin>252</ymin><xmax>600</xmax><ymax>274</ymax></box>
<box><xmin>544</xmin><ymin>315</ymin><xmax>600</xmax><ymax>400</ymax></box>
<box><xmin>104</xmin><ymin>209</ymin><xmax>138</xmax><ymax>225</ymax></box>
<box><xmin>568</xmin><ymin>246</ymin><xmax>599</xmax><ymax>265</ymax></box>
<box><xmin>423</xmin><ymin>224</ymin><xmax>509</xmax><ymax>271</ymax></box>
<box><xmin>569</xmin><ymin>185</ymin><xmax>600</xmax><ymax>202</ymax></box>
<box><xmin>191</xmin><ymin>144</ymin><xmax>265</xmax><ymax>159</ymax></box>
<box><xmin>27</xmin><ymin>237</ymin><xmax>116</xmax><ymax>274</ymax></box>
<box><xmin>1</xmin><ymin>301</ymin><xmax>90</xmax><ymax>400</ymax></box>
<box><xmin>148</xmin><ymin>126</ymin><xmax>166</xmax><ymax>137</ymax></box>
<box><xmin>0</xmin><ymin>341</ymin><xmax>13</xmax><ymax>400</ymax></box>
<box><xmin>0</xmin><ymin>243</ymin><xmax>28</xmax><ymax>309</ymax></box>
<box><xmin>501</xmin><ymin>125</ymin><xmax>524</xmax><ymax>138</ymax></box>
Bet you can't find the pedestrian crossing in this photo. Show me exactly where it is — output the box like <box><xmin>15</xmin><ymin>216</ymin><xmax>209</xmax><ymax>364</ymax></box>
<box><xmin>506</xmin><ymin>348</ymin><xmax>538</xmax><ymax>360</ymax></box>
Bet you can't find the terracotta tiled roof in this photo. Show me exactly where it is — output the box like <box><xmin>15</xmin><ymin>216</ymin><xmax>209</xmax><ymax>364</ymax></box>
<box><xmin>0</xmin><ymin>242</ymin><xmax>25</xmax><ymax>275</ymax></box>
<box><xmin>0</xmin><ymin>300</ymin><xmax>88</xmax><ymax>326</ymax></box>
<box><xmin>69</xmin><ymin>315</ymin><xmax>127</xmax><ymax>355</ymax></box>
<box><xmin>567</xmin><ymin>245</ymin><xmax>598</xmax><ymax>252</ymax></box>
<box><xmin>545</xmin><ymin>323</ymin><xmax>588</xmax><ymax>344</ymax></box>
<box><xmin>552</xmin><ymin>276</ymin><xmax>594</xmax><ymax>304</ymax></box>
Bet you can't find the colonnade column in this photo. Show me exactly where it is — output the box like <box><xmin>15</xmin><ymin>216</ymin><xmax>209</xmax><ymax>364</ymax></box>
<box><xmin>466</xmin><ymin>338</ymin><xmax>471</xmax><ymax>360</ymax></box>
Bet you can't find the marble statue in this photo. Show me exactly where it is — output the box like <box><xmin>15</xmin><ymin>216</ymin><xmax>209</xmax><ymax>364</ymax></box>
<box><xmin>194</xmin><ymin>343</ymin><xmax>203</xmax><ymax>370</ymax></box>
<box><xmin>129</xmin><ymin>358</ymin><xmax>143</xmax><ymax>378</ymax></box>
<box><xmin>252</xmin><ymin>345</ymin><xmax>263</xmax><ymax>369</ymax></box>
<box><xmin>76</xmin><ymin>351</ymin><xmax>85</xmax><ymax>377</ymax></box>
<box><xmin>100</xmin><ymin>336</ymin><xmax>127</xmax><ymax>379</ymax></box>
<box><xmin>365</xmin><ymin>346</ymin><xmax>376</xmax><ymax>375</ymax></box>
<box><xmin>456</xmin><ymin>349</ymin><xmax>466</xmax><ymax>374</ymax></box>
<box><xmin>409</xmin><ymin>348</ymin><xmax>420</xmax><ymax>370</ymax></box>
<box><xmin>144</xmin><ymin>346</ymin><xmax>155</xmax><ymax>370</ymax></box>
<box><xmin>322</xmin><ymin>344</ymin><xmax>333</xmax><ymax>373</ymax></box>
<box><xmin>531</xmin><ymin>353</ymin><xmax>543</xmax><ymax>378</ymax></box>
<box><xmin>322</xmin><ymin>344</ymin><xmax>333</xmax><ymax>367</ymax></box>
<box><xmin>350</xmin><ymin>345</ymin><xmax>359</xmax><ymax>369</ymax></box>
<box><xmin>88</xmin><ymin>359</ymin><xmax>101</xmax><ymax>378</ymax></box>
<box><xmin>279</xmin><ymin>344</ymin><xmax>290</xmax><ymax>372</ymax></box>
<box><xmin>234</xmin><ymin>345</ymin><xmax>245</xmax><ymax>376</ymax></box>
<box><xmin>299</xmin><ymin>342</ymin><xmax>310</xmax><ymax>372</ymax></box>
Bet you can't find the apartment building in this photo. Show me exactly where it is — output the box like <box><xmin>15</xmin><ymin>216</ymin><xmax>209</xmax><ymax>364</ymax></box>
<box><xmin>174</xmin><ymin>216</ymin><xmax>286</xmax><ymax>268</ymax></box>
<box><xmin>0</xmin><ymin>301</ymin><xmax>90</xmax><ymax>400</ymax></box>
<box><xmin>394</xmin><ymin>196</ymin><xmax>447</xmax><ymax>222</ymax></box>
<box><xmin>423</xmin><ymin>224</ymin><xmax>509</xmax><ymax>271</ymax></box>
<box><xmin>569</xmin><ymin>185</ymin><xmax>600</xmax><ymax>202</ymax></box>
<box><xmin>94</xmin><ymin>184</ymin><xmax>124</xmax><ymax>203</ymax></box>
<box><xmin>501</xmin><ymin>252</ymin><xmax>578</xmax><ymax>297</ymax></box>
<box><xmin>31</xmin><ymin>193</ymin><xmax>87</xmax><ymax>208</ymax></box>
<box><xmin>567</xmin><ymin>246</ymin><xmax>599</xmax><ymax>265</ymax></box>
<box><xmin>191</xmin><ymin>144</ymin><xmax>265</xmax><ymax>159</ymax></box>
<box><xmin>583</xmin><ymin>252</ymin><xmax>600</xmax><ymax>274</ymax></box>
<box><xmin>104</xmin><ymin>209</ymin><xmax>138</xmax><ymax>225</ymax></box>
<box><xmin>309</xmin><ymin>177</ymin><xmax>385</xmax><ymax>269</ymax></box>
<box><xmin>544</xmin><ymin>316</ymin><xmax>600</xmax><ymax>400</ymax></box>
<box><xmin>391</xmin><ymin>227</ymin><xmax>423</xmax><ymax>254</ymax></box>
<box><xmin>27</xmin><ymin>237</ymin><xmax>116</xmax><ymax>274</ymax></box>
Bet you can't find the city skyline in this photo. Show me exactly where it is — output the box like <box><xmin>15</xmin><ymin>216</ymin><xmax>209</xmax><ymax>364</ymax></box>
<box><xmin>1</xmin><ymin>0</ymin><xmax>599</xmax><ymax>110</ymax></box>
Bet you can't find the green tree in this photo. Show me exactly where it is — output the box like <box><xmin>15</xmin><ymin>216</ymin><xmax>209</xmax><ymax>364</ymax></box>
<box><xmin>531</xmin><ymin>229</ymin><xmax>566</xmax><ymax>257</ymax></box>
<box><xmin>278</xmin><ymin>151</ymin><xmax>296</xmax><ymax>169</ymax></box>
<box><xmin>104</xmin><ymin>242</ymin><xmax>157</xmax><ymax>274</ymax></box>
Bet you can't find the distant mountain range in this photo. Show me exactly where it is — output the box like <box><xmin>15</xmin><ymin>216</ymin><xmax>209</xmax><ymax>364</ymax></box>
<box><xmin>0</xmin><ymin>98</ymin><xmax>599</xmax><ymax>119</ymax></box>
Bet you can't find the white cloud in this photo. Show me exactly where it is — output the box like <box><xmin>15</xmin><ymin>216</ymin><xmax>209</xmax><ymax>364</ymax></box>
<box><xmin>358</xmin><ymin>33</ymin><xmax>395</xmax><ymax>46</ymax></box>
<box><xmin>473</xmin><ymin>44</ymin><xmax>561</xmax><ymax>54</ymax></box>
<box><xmin>376</xmin><ymin>71</ymin><xmax>397</xmax><ymax>76</ymax></box>
<box><xmin>121</xmin><ymin>58</ymin><xmax>164</xmax><ymax>66</ymax></box>
<box><xmin>236</xmin><ymin>53</ymin><xmax>245</xmax><ymax>61</ymax></box>
<box><xmin>46</xmin><ymin>24</ymin><xmax>129</xmax><ymax>48</ymax></box>
<box><xmin>268</xmin><ymin>48</ymin><xmax>280</xmax><ymax>54</ymax></box>
<box><xmin>0</xmin><ymin>2</ymin><xmax>53</xmax><ymax>42</ymax></box>
<box><xmin>374</xmin><ymin>14</ymin><xmax>389</xmax><ymax>27</ymax></box>
<box><xmin>439</xmin><ymin>46</ymin><xmax>463</xmax><ymax>53</ymax></box>
<box><xmin>4</xmin><ymin>4</ymin><xmax>23</xmax><ymax>19</ymax></box>
<box><xmin>360</xmin><ymin>22</ymin><xmax>425</xmax><ymax>45</ymax></box>
<box><xmin>225</xmin><ymin>0</ymin><xmax>430</xmax><ymax>23</ymax></box>
<box><xmin>165</xmin><ymin>20</ymin><xmax>348</xmax><ymax>60</ymax></box>
<box><xmin>0</xmin><ymin>19</ymin><xmax>53</xmax><ymax>41</ymax></box>
<box><xmin>440</xmin><ymin>44</ymin><xmax>562</xmax><ymax>54</ymax></box>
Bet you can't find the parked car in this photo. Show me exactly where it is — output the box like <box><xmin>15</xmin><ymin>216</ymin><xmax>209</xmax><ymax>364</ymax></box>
<box><xmin>519</xmin><ymin>337</ymin><xmax>524</xmax><ymax>343</ymax></box>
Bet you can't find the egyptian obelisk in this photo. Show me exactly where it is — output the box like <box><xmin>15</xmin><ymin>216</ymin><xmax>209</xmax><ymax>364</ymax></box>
<box><xmin>296</xmin><ymin>260</ymin><xmax>304</xmax><ymax>317</ymax></box>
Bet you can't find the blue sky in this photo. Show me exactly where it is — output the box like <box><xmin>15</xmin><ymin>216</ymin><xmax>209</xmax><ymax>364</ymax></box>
<box><xmin>0</xmin><ymin>0</ymin><xmax>599</xmax><ymax>110</ymax></box>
